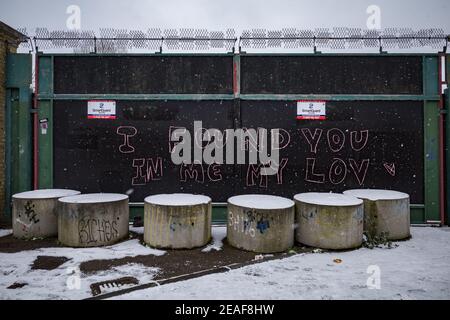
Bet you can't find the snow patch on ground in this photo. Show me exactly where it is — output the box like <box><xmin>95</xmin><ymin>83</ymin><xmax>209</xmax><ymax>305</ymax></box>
<box><xmin>112</xmin><ymin>227</ymin><xmax>450</xmax><ymax>300</ymax></box>
<box><xmin>129</xmin><ymin>226</ymin><xmax>144</xmax><ymax>234</ymax></box>
<box><xmin>202</xmin><ymin>226</ymin><xmax>227</xmax><ymax>252</ymax></box>
<box><xmin>0</xmin><ymin>238</ymin><xmax>165</xmax><ymax>300</ymax></box>
<box><xmin>0</xmin><ymin>229</ymin><xmax>12</xmax><ymax>238</ymax></box>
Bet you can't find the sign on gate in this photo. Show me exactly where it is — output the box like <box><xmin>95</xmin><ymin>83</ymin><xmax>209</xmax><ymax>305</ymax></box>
<box><xmin>296</xmin><ymin>100</ymin><xmax>326</xmax><ymax>120</ymax></box>
<box><xmin>87</xmin><ymin>100</ymin><xmax>116</xmax><ymax>119</ymax></box>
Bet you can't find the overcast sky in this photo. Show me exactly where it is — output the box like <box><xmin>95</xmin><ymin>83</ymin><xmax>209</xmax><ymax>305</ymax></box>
<box><xmin>1</xmin><ymin>0</ymin><xmax>449</xmax><ymax>33</ymax></box>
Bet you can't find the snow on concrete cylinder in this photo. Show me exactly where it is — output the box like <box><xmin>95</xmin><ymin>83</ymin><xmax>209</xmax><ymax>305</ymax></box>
<box><xmin>294</xmin><ymin>193</ymin><xmax>364</xmax><ymax>250</ymax></box>
<box><xmin>12</xmin><ymin>189</ymin><xmax>81</xmax><ymax>239</ymax></box>
<box><xmin>58</xmin><ymin>193</ymin><xmax>129</xmax><ymax>247</ymax></box>
<box><xmin>343</xmin><ymin>189</ymin><xmax>410</xmax><ymax>240</ymax></box>
<box><xmin>227</xmin><ymin>194</ymin><xmax>295</xmax><ymax>253</ymax></box>
<box><xmin>144</xmin><ymin>194</ymin><xmax>212</xmax><ymax>249</ymax></box>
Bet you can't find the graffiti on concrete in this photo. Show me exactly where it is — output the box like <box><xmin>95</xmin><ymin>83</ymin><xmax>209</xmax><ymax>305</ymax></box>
<box><xmin>256</xmin><ymin>218</ymin><xmax>270</xmax><ymax>234</ymax></box>
<box><xmin>78</xmin><ymin>218</ymin><xmax>119</xmax><ymax>244</ymax></box>
<box><xmin>16</xmin><ymin>201</ymin><xmax>40</xmax><ymax>232</ymax></box>
<box><xmin>24</xmin><ymin>201</ymin><xmax>40</xmax><ymax>224</ymax></box>
<box><xmin>229</xmin><ymin>209</ymin><xmax>272</xmax><ymax>237</ymax></box>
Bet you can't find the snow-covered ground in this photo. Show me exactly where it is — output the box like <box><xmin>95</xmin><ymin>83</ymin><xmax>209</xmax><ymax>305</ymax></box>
<box><xmin>0</xmin><ymin>229</ymin><xmax>12</xmax><ymax>238</ymax></box>
<box><xmin>0</xmin><ymin>236</ymin><xmax>165</xmax><ymax>300</ymax></box>
<box><xmin>1</xmin><ymin>226</ymin><xmax>449</xmax><ymax>300</ymax></box>
<box><xmin>112</xmin><ymin>227</ymin><xmax>450</xmax><ymax>300</ymax></box>
<box><xmin>202</xmin><ymin>226</ymin><xmax>226</xmax><ymax>252</ymax></box>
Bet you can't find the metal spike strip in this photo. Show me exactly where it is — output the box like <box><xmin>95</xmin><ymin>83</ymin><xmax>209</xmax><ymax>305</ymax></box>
<box><xmin>147</xmin><ymin>28</ymin><xmax>162</xmax><ymax>50</ymax></box>
<box><xmin>363</xmin><ymin>29</ymin><xmax>380</xmax><ymax>48</ymax></box>
<box><xmin>241</xmin><ymin>29</ymin><xmax>251</xmax><ymax>48</ymax></box>
<box><xmin>164</xmin><ymin>29</ymin><xmax>180</xmax><ymax>50</ymax></box>
<box><xmin>16</xmin><ymin>27</ymin><xmax>30</xmax><ymax>49</ymax></box>
<box><xmin>20</xmin><ymin>27</ymin><xmax>450</xmax><ymax>53</ymax></box>
<box><xmin>315</xmin><ymin>28</ymin><xmax>331</xmax><ymax>49</ymax></box>
<box><xmin>382</xmin><ymin>27</ymin><xmax>397</xmax><ymax>49</ymax></box>
<box><xmin>298</xmin><ymin>29</ymin><xmax>314</xmax><ymax>48</ymax></box>
<box><xmin>267</xmin><ymin>30</ymin><xmax>282</xmax><ymax>48</ymax></box>
<box><xmin>347</xmin><ymin>28</ymin><xmax>363</xmax><ymax>49</ymax></box>
<box><xmin>225</xmin><ymin>28</ymin><xmax>236</xmax><ymax>50</ymax></box>
<box><xmin>180</xmin><ymin>28</ymin><xmax>195</xmax><ymax>50</ymax></box>
<box><xmin>130</xmin><ymin>30</ymin><xmax>147</xmax><ymax>49</ymax></box>
<box><xmin>195</xmin><ymin>29</ymin><xmax>209</xmax><ymax>51</ymax></box>
<box><xmin>210</xmin><ymin>30</ymin><xmax>225</xmax><ymax>49</ymax></box>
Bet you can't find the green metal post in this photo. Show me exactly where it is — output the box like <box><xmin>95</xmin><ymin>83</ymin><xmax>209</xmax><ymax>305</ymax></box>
<box><xmin>5</xmin><ymin>53</ymin><xmax>32</xmax><ymax>219</ymax></box>
<box><xmin>423</xmin><ymin>56</ymin><xmax>441</xmax><ymax>223</ymax></box>
<box><xmin>37</xmin><ymin>55</ymin><xmax>54</xmax><ymax>189</ymax></box>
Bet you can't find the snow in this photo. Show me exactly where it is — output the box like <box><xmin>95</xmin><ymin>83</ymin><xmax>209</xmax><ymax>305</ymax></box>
<box><xmin>202</xmin><ymin>226</ymin><xmax>226</xmax><ymax>252</ymax></box>
<box><xmin>0</xmin><ymin>229</ymin><xmax>12</xmax><ymax>238</ymax></box>
<box><xmin>294</xmin><ymin>192</ymin><xmax>363</xmax><ymax>207</ymax></box>
<box><xmin>59</xmin><ymin>193</ymin><xmax>128</xmax><ymax>204</ymax></box>
<box><xmin>12</xmin><ymin>189</ymin><xmax>80</xmax><ymax>200</ymax></box>
<box><xmin>111</xmin><ymin>227</ymin><xmax>450</xmax><ymax>300</ymax></box>
<box><xmin>129</xmin><ymin>226</ymin><xmax>144</xmax><ymax>234</ymax></box>
<box><xmin>2</xmin><ymin>226</ymin><xmax>449</xmax><ymax>300</ymax></box>
<box><xmin>0</xmin><ymin>237</ymin><xmax>165</xmax><ymax>300</ymax></box>
<box><xmin>228</xmin><ymin>194</ymin><xmax>294</xmax><ymax>210</ymax></box>
<box><xmin>343</xmin><ymin>189</ymin><xmax>409</xmax><ymax>201</ymax></box>
<box><xmin>145</xmin><ymin>194</ymin><xmax>211</xmax><ymax>206</ymax></box>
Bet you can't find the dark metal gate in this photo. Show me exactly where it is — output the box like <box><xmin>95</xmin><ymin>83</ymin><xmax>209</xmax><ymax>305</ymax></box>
<box><xmin>27</xmin><ymin>53</ymin><xmax>442</xmax><ymax>224</ymax></box>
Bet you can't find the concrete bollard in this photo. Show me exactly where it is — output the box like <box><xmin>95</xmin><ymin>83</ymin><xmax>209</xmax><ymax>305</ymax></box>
<box><xmin>227</xmin><ymin>194</ymin><xmax>295</xmax><ymax>253</ymax></box>
<box><xmin>144</xmin><ymin>194</ymin><xmax>212</xmax><ymax>249</ymax></box>
<box><xmin>12</xmin><ymin>189</ymin><xmax>80</xmax><ymax>239</ymax></box>
<box><xmin>58</xmin><ymin>193</ymin><xmax>129</xmax><ymax>247</ymax></box>
<box><xmin>343</xmin><ymin>189</ymin><xmax>410</xmax><ymax>240</ymax></box>
<box><xmin>294</xmin><ymin>192</ymin><xmax>364</xmax><ymax>250</ymax></box>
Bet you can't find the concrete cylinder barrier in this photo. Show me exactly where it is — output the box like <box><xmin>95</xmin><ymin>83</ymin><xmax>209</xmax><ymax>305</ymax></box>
<box><xmin>144</xmin><ymin>194</ymin><xmax>212</xmax><ymax>249</ymax></box>
<box><xmin>58</xmin><ymin>193</ymin><xmax>129</xmax><ymax>247</ymax></box>
<box><xmin>12</xmin><ymin>189</ymin><xmax>81</xmax><ymax>239</ymax></box>
<box><xmin>227</xmin><ymin>194</ymin><xmax>295</xmax><ymax>253</ymax></box>
<box><xmin>294</xmin><ymin>192</ymin><xmax>364</xmax><ymax>250</ymax></box>
<box><xmin>343</xmin><ymin>189</ymin><xmax>410</xmax><ymax>240</ymax></box>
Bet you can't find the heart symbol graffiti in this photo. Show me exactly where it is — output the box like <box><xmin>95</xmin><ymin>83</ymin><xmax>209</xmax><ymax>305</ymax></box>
<box><xmin>383</xmin><ymin>163</ymin><xmax>396</xmax><ymax>176</ymax></box>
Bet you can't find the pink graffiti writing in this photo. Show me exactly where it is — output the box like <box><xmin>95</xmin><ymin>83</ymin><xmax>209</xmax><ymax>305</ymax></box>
<box><xmin>117</xmin><ymin>126</ymin><xmax>137</xmax><ymax>154</ymax></box>
<box><xmin>132</xmin><ymin>157</ymin><xmax>163</xmax><ymax>186</ymax></box>
<box><xmin>305</xmin><ymin>158</ymin><xmax>370</xmax><ymax>185</ymax></box>
<box><xmin>246</xmin><ymin>158</ymin><xmax>289</xmax><ymax>188</ymax></box>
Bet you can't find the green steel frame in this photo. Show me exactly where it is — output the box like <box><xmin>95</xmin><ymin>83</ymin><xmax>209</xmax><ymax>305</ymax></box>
<box><xmin>31</xmin><ymin>52</ymin><xmax>442</xmax><ymax>224</ymax></box>
<box><xmin>4</xmin><ymin>53</ymin><xmax>32</xmax><ymax>219</ymax></box>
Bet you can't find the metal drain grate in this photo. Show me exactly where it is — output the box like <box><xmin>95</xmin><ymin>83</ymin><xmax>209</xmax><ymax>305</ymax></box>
<box><xmin>90</xmin><ymin>276</ymin><xmax>139</xmax><ymax>296</ymax></box>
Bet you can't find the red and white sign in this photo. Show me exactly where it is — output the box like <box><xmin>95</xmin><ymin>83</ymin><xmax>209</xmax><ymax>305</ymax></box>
<box><xmin>297</xmin><ymin>100</ymin><xmax>326</xmax><ymax>120</ymax></box>
<box><xmin>88</xmin><ymin>100</ymin><xmax>116</xmax><ymax>119</ymax></box>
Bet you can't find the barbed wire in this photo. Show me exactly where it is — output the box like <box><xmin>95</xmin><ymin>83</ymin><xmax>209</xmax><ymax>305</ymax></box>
<box><xmin>16</xmin><ymin>27</ymin><xmax>449</xmax><ymax>53</ymax></box>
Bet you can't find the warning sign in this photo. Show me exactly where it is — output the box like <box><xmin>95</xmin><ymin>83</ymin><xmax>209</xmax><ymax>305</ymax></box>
<box><xmin>297</xmin><ymin>100</ymin><xmax>326</xmax><ymax>120</ymax></box>
<box><xmin>88</xmin><ymin>101</ymin><xmax>116</xmax><ymax>119</ymax></box>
